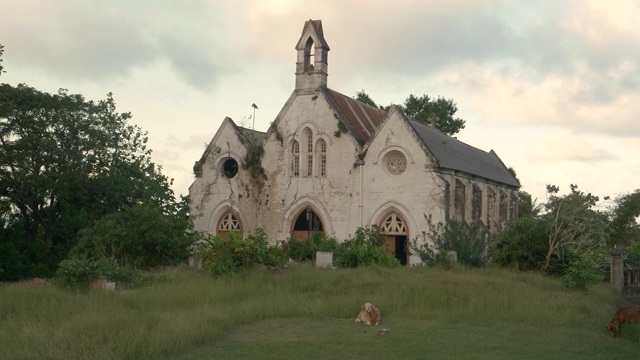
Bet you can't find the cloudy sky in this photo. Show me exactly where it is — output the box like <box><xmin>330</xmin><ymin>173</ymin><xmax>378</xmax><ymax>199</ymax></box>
<box><xmin>1</xmin><ymin>0</ymin><xmax>639</xmax><ymax>205</ymax></box>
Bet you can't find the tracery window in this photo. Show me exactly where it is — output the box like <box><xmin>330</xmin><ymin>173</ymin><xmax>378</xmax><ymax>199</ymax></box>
<box><xmin>318</xmin><ymin>139</ymin><xmax>327</xmax><ymax>177</ymax></box>
<box><xmin>306</xmin><ymin>128</ymin><xmax>313</xmax><ymax>177</ymax></box>
<box><xmin>217</xmin><ymin>210</ymin><xmax>242</xmax><ymax>236</ymax></box>
<box><xmin>292</xmin><ymin>141</ymin><xmax>300</xmax><ymax>177</ymax></box>
<box><xmin>384</xmin><ymin>151</ymin><xmax>407</xmax><ymax>175</ymax></box>
<box><xmin>381</xmin><ymin>212</ymin><xmax>407</xmax><ymax>235</ymax></box>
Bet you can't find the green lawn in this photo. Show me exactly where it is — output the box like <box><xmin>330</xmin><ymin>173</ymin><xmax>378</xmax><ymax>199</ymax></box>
<box><xmin>1</xmin><ymin>264</ymin><xmax>638</xmax><ymax>359</ymax></box>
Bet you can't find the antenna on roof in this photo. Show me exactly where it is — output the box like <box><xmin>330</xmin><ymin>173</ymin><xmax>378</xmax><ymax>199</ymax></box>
<box><xmin>251</xmin><ymin>103</ymin><xmax>258</xmax><ymax>129</ymax></box>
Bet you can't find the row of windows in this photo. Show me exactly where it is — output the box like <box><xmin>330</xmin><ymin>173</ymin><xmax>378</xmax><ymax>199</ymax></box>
<box><xmin>292</xmin><ymin>128</ymin><xmax>327</xmax><ymax>177</ymax></box>
<box><xmin>216</xmin><ymin>209</ymin><xmax>408</xmax><ymax>236</ymax></box>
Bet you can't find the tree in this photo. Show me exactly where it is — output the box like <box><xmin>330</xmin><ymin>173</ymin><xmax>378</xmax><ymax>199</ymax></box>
<box><xmin>355</xmin><ymin>90</ymin><xmax>466</xmax><ymax>136</ymax></box>
<box><xmin>541</xmin><ymin>184</ymin><xmax>609</xmax><ymax>275</ymax></box>
<box><xmin>518</xmin><ymin>191</ymin><xmax>542</xmax><ymax>218</ymax></box>
<box><xmin>0</xmin><ymin>84</ymin><xmax>184</xmax><ymax>278</ymax></box>
<box><xmin>355</xmin><ymin>90</ymin><xmax>380</xmax><ymax>108</ymax></box>
<box><xmin>608</xmin><ymin>189</ymin><xmax>640</xmax><ymax>246</ymax></box>
<box><xmin>490</xmin><ymin>184</ymin><xmax>610</xmax><ymax>291</ymax></box>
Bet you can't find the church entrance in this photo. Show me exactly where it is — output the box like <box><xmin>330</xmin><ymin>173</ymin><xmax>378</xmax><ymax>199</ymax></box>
<box><xmin>291</xmin><ymin>207</ymin><xmax>324</xmax><ymax>240</ymax></box>
<box><xmin>380</xmin><ymin>212</ymin><xmax>409</xmax><ymax>265</ymax></box>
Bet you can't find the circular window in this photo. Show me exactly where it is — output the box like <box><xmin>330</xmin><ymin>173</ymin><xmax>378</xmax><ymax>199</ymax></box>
<box><xmin>384</xmin><ymin>151</ymin><xmax>407</xmax><ymax>175</ymax></box>
<box><xmin>222</xmin><ymin>158</ymin><xmax>238</xmax><ymax>178</ymax></box>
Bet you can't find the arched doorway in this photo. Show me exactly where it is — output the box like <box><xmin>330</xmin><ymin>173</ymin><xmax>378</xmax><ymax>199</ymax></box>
<box><xmin>291</xmin><ymin>207</ymin><xmax>324</xmax><ymax>240</ymax></box>
<box><xmin>380</xmin><ymin>212</ymin><xmax>409</xmax><ymax>265</ymax></box>
<box><xmin>217</xmin><ymin>210</ymin><xmax>242</xmax><ymax>237</ymax></box>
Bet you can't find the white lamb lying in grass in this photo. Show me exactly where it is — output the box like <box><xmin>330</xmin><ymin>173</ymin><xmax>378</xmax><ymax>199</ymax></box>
<box><xmin>355</xmin><ymin>302</ymin><xmax>380</xmax><ymax>326</ymax></box>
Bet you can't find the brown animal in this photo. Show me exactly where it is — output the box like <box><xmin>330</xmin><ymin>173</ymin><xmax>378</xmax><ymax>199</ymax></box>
<box><xmin>607</xmin><ymin>305</ymin><xmax>640</xmax><ymax>336</ymax></box>
<box><xmin>31</xmin><ymin>278</ymin><xmax>45</xmax><ymax>287</ymax></box>
<box><xmin>355</xmin><ymin>302</ymin><xmax>380</xmax><ymax>326</ymax></box>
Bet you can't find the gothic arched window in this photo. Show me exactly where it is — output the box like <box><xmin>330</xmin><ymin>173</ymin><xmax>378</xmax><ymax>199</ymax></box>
<box><xmin>317</xmin><ymin>139</ymin><xmax>327</xmax><ymax>177</ymax></box>
<box><xmin>217</xmin><ymin>210</ymin><xmax>242</xmax><ymax>237</ymax></box>
<box><xmin>381</xmin><ymin>212</ymin><xmax>407</xmax><ymax>235</ymax></box>
<box><xmin>306</xmin><ymin>128</ymin><xmax>313</xmax><ymax>177</ymax></box>
<box><xmin>292</xmin><ymin>140</ymin><xmax>300</xmax><ymax>177</ymax></box>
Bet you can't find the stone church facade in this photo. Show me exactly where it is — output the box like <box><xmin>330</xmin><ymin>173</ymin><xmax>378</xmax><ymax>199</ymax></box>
<box><xmin>189</xmin><ymin>20</ymin><xmax>520</xmax><ymax>265</ymax></box>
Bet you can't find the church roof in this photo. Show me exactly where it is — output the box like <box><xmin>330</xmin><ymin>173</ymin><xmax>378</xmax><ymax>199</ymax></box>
<box><xmin>407</xmin><ymin>119</ymin><xmax>520</xmax><ymax>187</ymax></box>
<box><xmin>324</xmin><ymin>88</ymin><xmax>519</xmax><ymax>188</ymax></box>
<box><xmin>325</xmin><ymin>88</ymin><xmax>385</xmax><ymax>144</ymax></box>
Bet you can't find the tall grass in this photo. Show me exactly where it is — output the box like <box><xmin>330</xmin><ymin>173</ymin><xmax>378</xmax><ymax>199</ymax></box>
<box><xmin>0</xmin><ymin>264</ymin><xmax>636</xmax><ymax>360</ymax></box>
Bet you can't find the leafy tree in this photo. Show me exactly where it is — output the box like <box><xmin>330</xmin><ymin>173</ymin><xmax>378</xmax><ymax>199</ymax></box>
<box><xmin>355</xmin><ymin>90</ymin><xmax>466</xmax><ymax>136</ymax></box>
<box><xmin>490</xmin><ymin>184</ymin><xmax>611</xmax><ymax>292</ymax></box>
<box><xmin>355</xmin><ymin>90</ymin><xmax>379</xmax><ymax>108</ymax></box>
<box><xmin>541</xmin><ymin>184</ymin><xmax>609</xmax><ymax>275</ymax></box>
<box><xmin>0</xmin><ymin>84</ymin><xmax>182</xmax><ymax>278</ymax></box>
<box><xmin>518</xmin><ymin>191</ymin><xmax>543</xmax><ymax>218</ymax></box>
<box><xmin>608</xmin><ymin>189</ymin><xmax>640</xmax><ymax>246</ymax></box>
<box><xmin>70</xmin><ymin>203</ymin><xmax>197</xmax><ymax>269</ymax></box>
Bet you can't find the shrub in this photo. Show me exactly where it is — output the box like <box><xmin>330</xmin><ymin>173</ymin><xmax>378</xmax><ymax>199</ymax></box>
<box><xmin>71</xmin><ymin>203</ymin><xmax>197</xmax><ymax>269</ymax></box>
<box><xmin>489</xmin><ymin>216</ymin><xmax>550</xmax><ymax>272</ymax></box>
<box><xmin>200</xmin><ymin>229</ymin><xmax>288</xmax><ymax>275</ymax></box>
<box><xmin>561</xmin><ymin>256</ymin><xmax>604</xmax><ymax>292</ymax></box>
<box><xmin>55</xmin><ymin>257</ymin><xmax>139</xmax><ymax>289</ymax></box>
<box><xmin>334</xmin><ymin>226</ymin><xmax>400</xmax><ymax>268</ymax></box>
<box><xmin>288</xmin><ymin>232</ymin><xmax>340</xmax><ymax>262</ymax></box>
<box><xmin>410</xmin><ymin>217</ymin><xmax>488</xmax><ymax>267</ymax></box>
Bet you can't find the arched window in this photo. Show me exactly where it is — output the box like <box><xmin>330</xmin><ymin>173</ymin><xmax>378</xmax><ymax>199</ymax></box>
<box><xmin>306</xmin><ymin>128</ymin><xmax>313</xmax><ymax>177</ymax></box>
<box><xmin>381</xmin><ymin>212</ymin><xmax>407</xmax><ymax>235</ymax></box>
<box><xmin>291</xmin><ymin>207</ymin><xmax>324</xmax><ymax>240</ymax></box>
<box><xmin>317</xmin><ymin>139</ymin><xmax>327</xmax><ymax>177</ymax></box>
<box><xmin>292</xmin><ymin>141</ymin><xmax>300</xmax><ymax>177</ymax></box>
<box><xmin>217</xmin><ymin>210</ymin><xmax>242</xmax><ymax>237</ymax></box>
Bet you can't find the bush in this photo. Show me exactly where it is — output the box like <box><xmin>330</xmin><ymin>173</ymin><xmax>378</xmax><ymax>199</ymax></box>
<box><xmin>71</xmin><ymin>203</ymin><xmax>197</xmax><ymax>269</ymax></box>
<box><xmin>489</xmin><ymin>216</ymin><xmax>550</xmax><ymax>272</ymax></box>
<box><xmin>561</xmin><ymin>257</ymin><xmax>604</xmax><ymax>292</ymax></box>
<box><xmin>334</xmin><ymin>226</ymin><xmax>400</xmax><ymax>268</ymax></box>
<box><xmin>200</xmin><ymin>228</ymin><xmax>288</xmax><ymax>275</ymax></box>
<box><xmin>55</xmin><ymin>257</ymin><xmax>139</xmax><ymax>289</ymax></box>
<box><xmin>410</xmin><ymin>217</ymin><xmax>488</xmax><ymax>267</ymax></box>
<box><xmin>288</xmin><ymin>232</ymin><xmax>340</xmax><ymax>262</ymax></box>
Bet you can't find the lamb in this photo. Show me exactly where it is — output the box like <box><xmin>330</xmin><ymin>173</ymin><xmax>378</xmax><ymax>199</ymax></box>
<box><xmin>607</xmin><ymin>305</ymin><xmax>640</xmax><ymax>336</ymax></box>
<box><xmin>355</xmin><ymin>302</ymin><xmax>380</xmax><ymax>326</ymax></box>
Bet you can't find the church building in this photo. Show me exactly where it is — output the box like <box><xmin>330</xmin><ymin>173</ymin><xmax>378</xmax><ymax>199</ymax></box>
<box><xmin>189</xmin><ymin>20</ymin><xmax>520</xmax><ymax>265</ymax></box>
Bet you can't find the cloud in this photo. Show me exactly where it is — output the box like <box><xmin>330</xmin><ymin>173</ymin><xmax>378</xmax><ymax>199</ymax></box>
<box><xmin>0</xmin><ymin>0</ymin><xmax>238</xmax><ymax>90</ymax></box>
<box><xmin>526</xmin><ymin>130</ymin><xmax>616</xmax><ymax>162</ymax></box>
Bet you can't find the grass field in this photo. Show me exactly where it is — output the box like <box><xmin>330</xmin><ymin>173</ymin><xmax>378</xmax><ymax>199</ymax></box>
<box><xmin>1</xmin><ymin>263</ymin><xmax>638</xmax><ymax>359</ymax></box>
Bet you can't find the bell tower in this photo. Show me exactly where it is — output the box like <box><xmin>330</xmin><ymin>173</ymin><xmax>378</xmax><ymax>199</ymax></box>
<box><xmin>295</xmin><ymin>19</ymin><xmax>330</xmax><ymax>92</ymax></box>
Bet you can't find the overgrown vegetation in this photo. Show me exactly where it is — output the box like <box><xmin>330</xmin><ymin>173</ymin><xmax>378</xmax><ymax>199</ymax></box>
<box><xmin>287</xmin><ymin>232</ymin><xmax>340</xmax><ymax>262</ymax></box>
<box><xmin>1</xmin><ymin>265</ymin><xmax>636</xmax><ymax>360</ymax></box>
<box><xmin>0</xmin><ymin>80</ymin><xmax>191</xmax><ymax>281</ymax></box>
<box><xmin>55</xmin><ymin>257</ymin><xmax>141</xmax><ymax>290</ymax></box>
<box><xmin>490</xmin><ymin>184</ymin><xmax>616</xmax><ymax>292</ymax></box>
<box><xmin>70</xmin><ymin>203</ymin><xmax>197</xmax><ymax>269</ymax></box>
<box><xmin>199</xmin><ymin>229</ymin><xmax>288</xmax><ymax>275</ymax></box>
<box><xmin>199</xmin><ymin>226</ymin><xmax>399</xmax><ymax>274</ymax></box>
<box><xmin>410</xmin><ymin>216</ymin><xmax>488</xmax><ymax>267</ymax></box>
<box><xmin>334</xmin><ymin>115</ymin><xmax>348</xmax><ymax>138</ymax></box>
<box><xmin>335</xmin><ymin>226</ymin><xmax>399</xmax><ymax>268</ymax></box>
<box><xmin>239</xmin><ymin>131</ymin><xmax>265</xmax><ymax>182</ymax></box>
